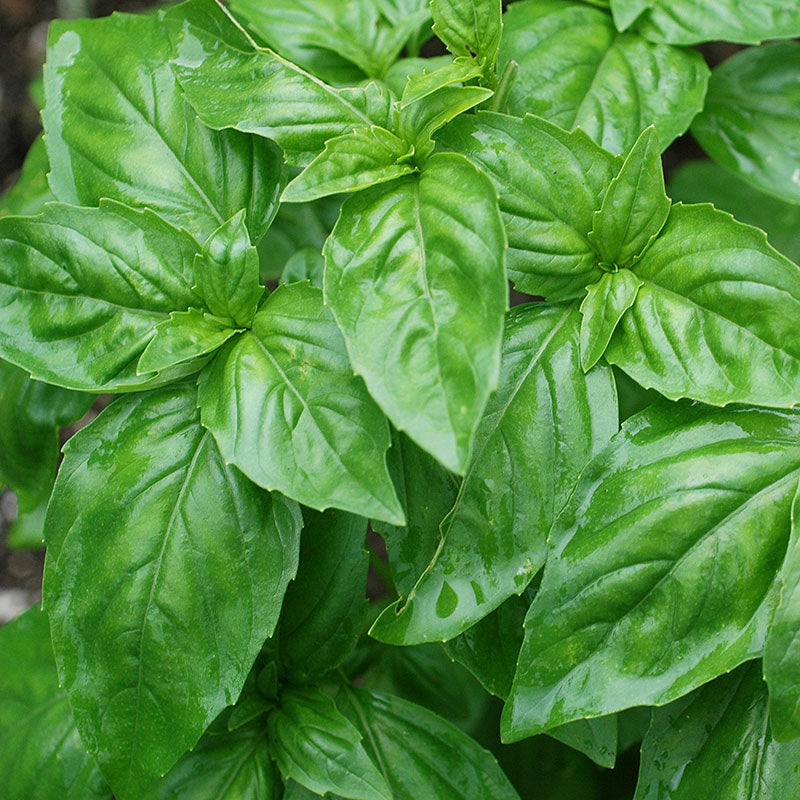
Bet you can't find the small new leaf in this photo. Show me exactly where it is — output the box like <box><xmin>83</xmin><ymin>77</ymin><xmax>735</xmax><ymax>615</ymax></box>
<box><xmin>431</xmin><ymin>0</ymin><xmax>503</xmax><ymax>77</ymax></box>
<box><xmin>194</xmin><ymin>210</ymin><xmax>264</xmax><ymax>326</ymax></box>
<box><xmin>579</xmin><ymin>269</ymin><xmax>643</xmax><ymax>371</ymax></box>
<box><xmin>589</xmin><ymin>127</ymin><xmax>670</xmax><ymax>267</ymax></box>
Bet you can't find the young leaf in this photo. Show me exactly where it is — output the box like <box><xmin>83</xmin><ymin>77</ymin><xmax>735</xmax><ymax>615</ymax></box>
<box><xmin>604</xmin><ymin>204</ymin><xmax>800</xmax><ymax>409</ymax></box>
<box><xmin>165</xmin><ymin>0</ymin><xmax>392</xmax><ymax>167</ymax></box>
<box><xmin>500</xmin><ymin>0</ymin><xmax>709</xmax><ymax>155</ymax></box>
<box><xmin>610</xmin><ymin>0</ymin><xmax>800</xmax><ymax>45</ymax></box>
<box><xmin>579</xmin><ymin>269</ymin><xmax>643</xmax><ymax>371</ymax></box>
<box><xmin>137</xmin><ymin>309</ymin><xmax>241</xmax><ymax>375</ymax></box>
<box><xmin>502</xmin><ymin>402</ymin><xmax>800</xmax><ymax>740</ymax></box>
<box><xmin>0</xmin><ymin>360</ymin><xmax>92</xmax><ymax>512</ymax></box>
<box><xmin>589</xmin><ymin>127</ymin><xmax>670</xmax><ymax>267</ymax></box>
<box><xmin>282</xmin><ymin>127</ymin><xmax>416</xmax><ymax>204</ymax></box>
<box><xmin>267</xmin><ymin>687</ymin><xmax>392</xmax><ymax>800</ymax></box>
<box><xmin>193</xmin><ymin>210</ymin><xmax>264</xmax><ymax>326</ymax></box>
<box><xmin>0</xmin><ymin>608</ymin><xmax>111</xmax><ymax>800</ymax></box>
<box><xmin>634</xmin><ymin>662</ymin><xmax>800</xmax><ymax>799</ymax></box>
<box><xmin>140</xmin><ymin>713</ymin><xmax>281</xmax><ymax>800</ymax></box>
<box><xmin>197</xmin><ymin>281</ymin><xmax>403</xmax><ymax>524</ymax></box>
<box><xmin>336</xmin><ymin>686</ymin><xmax>521</xmax><ymax>800</ymax></box>
<box><xmin>324</xmin><ymin>152</ymin><xmax>507</xmax><ymax>474</ymax></box>
<box><xmin>0</xmin><ymin>201</ymin><xmax>204</xmax><ymax>392</ymax></box>
<box><xmin>44</xmin><ymin>12</ymin><xmax>283</xmax><ymax>244</ymax></box>
<box><xmin>0</xmin><ymin>135</ymin><xmax>56</xmax><ymax>218</ymax></box>
<box><xmin>692</xmin><ymin>43</ymin><xmax>800</xmax><ymax>205</ymax></box>
<box><xmin>438</xmin><ymin>111</ymin><xmax>620</xmax><ymax>301</ymax></box>
<box><xmin>44</xmin><ymin>384</ymin><xmax>303</xmax><ymax>799</ymax></box>
<box><xmin>764</xmin><ymin>480</ymin><xmax>800</xmax><ymax>741</ymax></box>
<box><xmin>278</xmin><ymin>509</ymin><xmax>370</xmax><ymax>682</ymax></box>
<box><xmin>431</xmin><ymin>0</ymin><xmax>503</xmax><ymax>75</ymax></box>
<box><xmin>371</xmin><ymin>303</ymin><xmax>617</xmax><ymax>644</ymax></box>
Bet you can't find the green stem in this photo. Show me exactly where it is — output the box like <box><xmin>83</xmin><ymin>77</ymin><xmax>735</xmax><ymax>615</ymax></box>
<box><xmin>488</xmin><ymin>59</ymin><xmax>520</xmax><ymax>113</ymax></box>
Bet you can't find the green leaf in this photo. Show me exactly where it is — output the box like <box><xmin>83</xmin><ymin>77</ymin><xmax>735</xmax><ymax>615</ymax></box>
<box><xmin>230</xmin><ymin>0</ymin><xmax>429</xmax><ymax>80</ymax></box>
<box><xmin>6</xmin><ymin>498</ymin><xmax>48</xmax><ymax>550</ymax></box>
<box><xmin>431</xmin><ymin>0</ymin><xmax>503</xmax><ymax>75</ymax></box>
<box><xmin>764</xmin><ymin>480</ymin><xmax>800</xmax><ymax>741</ymax></box>
<box><xmin>634</xmin><ymin>662</ymin><xmax>800</xmax><ymax>799</ymax></box>
<box><xmin>611</xmin><ymin>0</ymin><xmax>800</xmax><ymax>45</ymax></box>
<box><xmin>579</xmin><ymin>269</ymin><xmax>643</xmax><ymax>371</ymax></box>
<box><xmin>604</xmin><ymin>204</ymin><xmax>800</xmax><ymax>409</ymax></box>
<box><xmin>371</xmin><ymin>303</ymin><xmax>617</xmax><ymax>644</ymax></box>
<box><xmin>197</xmin><ymin>281</ymin><xmax>403</xmax><ymax>523</ymax></box>
<box><xmin>140</xmin><ymin>713</ymin><xmax>281</xmax><ymax>800</ymax></box>
<box><xmin>193</xmin><ymin>210</ymin><xmax>264</xmax><ymax>326</ymax></box>
<box><xmin>0</xmin><ymin>359</ymin><xmax>92</xmax><ymax>512</ymax></box>
<box><xmin>0</xmin><ymin>201</ymin><xmax>205</xmax><ymax>392</ymax></box>
<box><xmin>281</xmin><ymin>248</ymin><xmax>325</xmax><ymax>289</ymax></box>
<box><xmin>438</xmin><ymin>111</ymin><xmax>619</xmax><ymax>301</ymax></box>
<box><xmin>336</xmin><ymin>686</ymin><xmax>521</xmax><ymax>800</ymax></box>
<box><xmin>43</xmin><ymin>12</ymin><xmax>283</xmax><ymax>243</ymax></box>
<box><xmin>589</xmin><ymin>127</ymin><xmax>670</xmax><ymax>267</ymax></box>
<box><xmin>502</xmin><ymin>402</ymin><xmax>800</xmax><ymax>740</ymax></box>
<box><xmin>278</xmin><ymin>509</ymin><xmax>370</xmax><ymax>682</ymax></box>
<box><xmin>165</xmin><ymin>0</ymin><xmax>392</xmax><ymax>167</ymax></box>
<box><xmin>383</xmin><ymin>55</ymin><xmax>453</xmax><ymax>97</ymax></box>
<box><xmin>668</xmin><ymin>160</ymin><xmax>800</xmax><ymax>265</ymax></box>
<box><xmin>324</xmin><ymin>152</ymin><xmax>507</xmax><ymax>474</ymax></box>
<box><xmin>692</xmin><ymin>43</ymin><xmax>800</xmax><ymax>205</ymax></box>
<box><xmin>0</xmin><ymin>135</ymin><xmax>56</xmax><ymax>218</ymax></box>
<box><xmin>0</xmin><ymin>607</ymin><xmax>111</xmax><ymax>800</ymax></box>
<box><xmin>268</xmin><ymin>686</ymin><xmax>392</xmax><ymax>800</ymax></box>
<box><xmin>548</xmin><ymin>717</ymin><xmax>618</xmax><ymax>770</ymax></box>
<box><xmin>282</xmin><ymin>126</ymin><xmax>416</xmax><ymax>204</ymax></box>
<box><xmin>137</xmin><ymin>309</ymin><xmax>241</xmax><ymax>375</ymax></box>
<box><xmin>44</xmin><ymin>384</ymin><xmax>302</xmax><ymax>799</ymax></box>
<box><xmin>500</xmin><ymin>0</ymin><xmax>709</xmax><ymax>155</ymax></box>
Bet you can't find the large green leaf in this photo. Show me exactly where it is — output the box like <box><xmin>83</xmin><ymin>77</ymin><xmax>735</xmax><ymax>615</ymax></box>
<box><xmin>278</xmin><ymin>509</ymin><xmax>370</xmax><ymax>682</ymax></box>
<box><xmin>230</xmin><ymin>0</ymin><xmax>428</xmax><ymax>80</ymax></box>
<box><xmin>430</xmin><ymin>0</ymin><xmax>503</xmax><ymax>75</ymax></box>
<box><xmin>0</xmin><ymin>607</ymin><xmax>111</xmax><ymax>800</ymax></box>
<box><xmin>764</xmin><ymin>480</ymin><xmax>800</xmax><ymax>741</ymax></box>
<box><xmin>0</xmin><ymin>201</ymin><xmax>204</xmax><ymax>392</ymax></box>
<box><xmin>268</xmin><ymin>687</ymin><xmax>392</xmax><ymax>800</ymax></box>
<box><xmin>324</xmin><ymin>152</ymin><xmax>507</xmax><ymax>474</ymax></box>
<box><xmin>141</xmin><ymin>712</ymin><xmax>281</xmax><ymax>800</ymax></box>
<box><xmin>0</xmin><ymin>136</ymin><xmax>56</xmax><ymax>218</ymax></box>
<box><xmin>44</xmin><ymin>385</ymin><xmax>302</xmax><ymax>799</ymax></box>
<box><xmin>692</xmin><ymin>43</ymin><xmax>800</xmax><ymax>205</ymax></box>
<box><xmin>336</xmin><ymin>686</ymin><xmax>520</xmax><ymax>800</ymax></box>
<box><xmin>43</xmin><ymin>12</ymin><xmax>282</xmax><ymax>244</ymax></box>
<box><xmin>371</xmin><ymin>303</ymin><xmax>617</xmax><ymax>644</ymax></box>
<box><xmin>438</xmin><ymin>111</ymin><xmax>619</xmax><ymax>301</ymax></box>
<box><xmin>197</xmin><ymin>282</ymin><xmax>402</xmax><ymax>523</ymax></box>
<box><xmin>503</xmin><ymin>402</ymin><xmax>800</xmax><ymax>740</ymax></box>
<box><xmin>604</xmin><ymin>204</ymin><xmax>800</xmax><ymax>409</ymax></box>
<box><xmin>634</xmin><ymin>662</ymin><xmax>800</xmax><ymax>799</ymax></box>
<box><xmin>500</xmin><ymin>0</ymin><xmax>708</xmax><ymax>155</ymax></box>
<box><xmin>668</xmin><ymin>160</ymin><xmax>800</xmax><ymax>265</ymax></box>
<box><xmin>611</xmin><ymin>0</ymin><xmax>800</xmax><ymax>45</ymax></box>
<box><xmin>166</xmin><ymin>0</ymin><xmax>391</xmax><ymax>167</ymax></box>
<box><xmin>0</xmin><ymin>360</ymin><xmax>92</xmax><ymax>512</ymax></box>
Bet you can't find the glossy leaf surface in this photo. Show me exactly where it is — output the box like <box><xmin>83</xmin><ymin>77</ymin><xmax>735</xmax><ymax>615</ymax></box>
<box><xmin>430</xmin><ymin>0</ymin><xmax>502</xmax><ymax>73</ymax></box>
<box><xmin>635</xmin><ymin>662</ymin><xmax>800</xmax><ymax>799</ymax></box>
<box><xmin>604</xmin><ymin>204</ymin><xmax>800</xmax><ymax>409</ymax></box>
<box><xmin>439</xmin><ymin>112</ymin><xmax>619</xmax><ymax>301</ymax></box>
<box><xmin>371</xmin><ymin>303</ymin><xmax>618</xmax><ymax>644</ymax></box>
<box><xmin>0</xmin><ymin>608</ymin><xmax>110</xmax><ymax>800</ymax></box>
<box><xmin>0</xmin><ymin>201</ymin><xmax>203</xmax><ymax>391</ymax></box>
<box><xmin>503</xmin><ymin>402</ymin><xmax>800</xmax><ymax>740</ymax></box>
<box><xmin>336</xmin><ymin>686</ymin><xmax>521</xmax><ymax>800</ymax></box>
<box><xmin>501</xmin><ymin>0</ymin><xmax>709</xmax><ymax>155</ymax></box>
<box><xmin>611</xmin><ymin>0</ymin><xmax>800</xmax><ymax>45</ymax></box>
<box><xmin>198</xmin><ymin>282</ymin><xmax>402</xmax><ymax>523</ymax></box>
<box><xmin>692</xmin><ymin>43</ymin><xmax>800</xmax><ymax>205</ymax></box>
<box><xmin>324</xmin><ymin>152</ymin><xmax>506</xmax><ymax>474</ymax></box>
<box><xmin>44</xmin><ymin>385</ymin><xmax>302</xmax><ymax>799</ymax></box>
<box><xmin>166</xmin><ymin>0</ymin><xmax>391</xmax><ymax>167</ymax></box>
<box><xmin>44</xmin><ymin>12</ymin><xmax>282</xmax><ymax>243</ymax></box>
<box><xmin>267</xmin><ymin>687</ymin><xmax>392</xmax><ymax>800</ymax></box>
